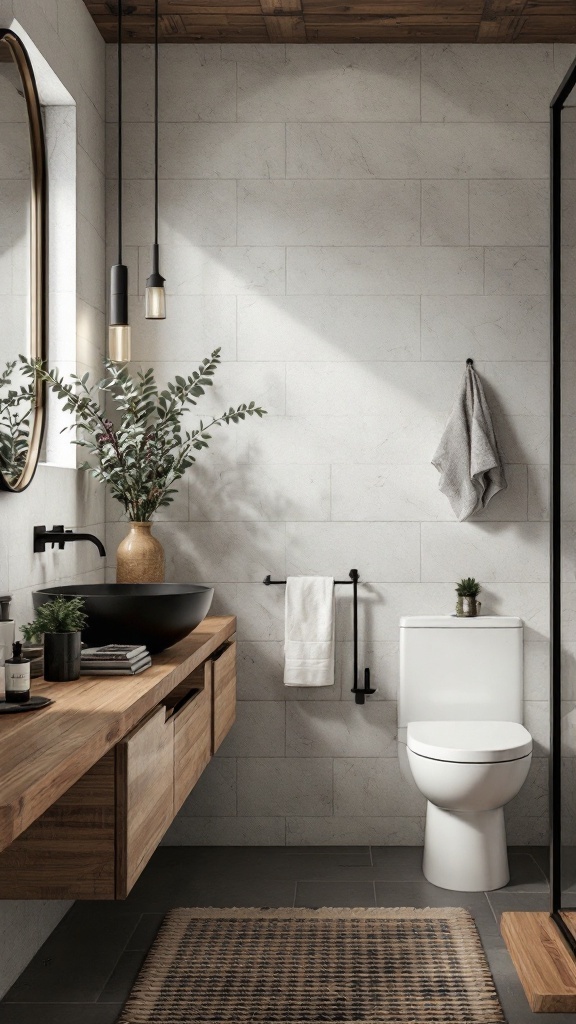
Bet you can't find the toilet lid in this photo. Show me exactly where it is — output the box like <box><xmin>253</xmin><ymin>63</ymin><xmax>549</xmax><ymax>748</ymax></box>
<box><xmin>407</xmin><ymin>721</ymin><xmax>532</xmax><ymax>763</ymax></box>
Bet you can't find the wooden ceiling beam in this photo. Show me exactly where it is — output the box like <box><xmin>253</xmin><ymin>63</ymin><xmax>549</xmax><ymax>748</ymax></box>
<box><xmin>259</xmin><ymin>0</ymin><xmax>302</xmax><ymax>11</ymax></box>
<box><xmin>477</xmin><ymin>0</ymin><xmax>526</xmax><ymax>39</ymax></box>
<box><xmin>259</xmin><ymin>0</ymin><xmax>306</xmax><ymax>40</ymax></box>
<box><xmin>515</xmin><ymin>15</ymin><xmax>576</xmax><ymax>38</ymax></box>
<box><xmin>306</xmin><ymin>13</ymin><xmax>480</xmax><ymax>25</ymax></box>
<box><xmin>263</xmin><ymin>16</ymin><xmax>307</xmax><ymax>39</ymax></box>
<box><xmin>305</xmin><ymin>1</ymin><xmax>484</xmax><ymax>11</ymax></box>
<box><xmin>307</xmin><ymin>22</ymin><xmax>479</xmax><ymax>40</ymax></box>
<box><xmin>82</xmin><ymin>0</ymin><xmax>576</xmax><ymax>43</ymax></box>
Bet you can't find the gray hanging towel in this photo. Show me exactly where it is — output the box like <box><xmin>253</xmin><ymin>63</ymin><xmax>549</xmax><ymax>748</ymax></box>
<box><xmin>432</xmin><ymin>361</ymin><xmax>507</xmax><ymax>522</ymax></box>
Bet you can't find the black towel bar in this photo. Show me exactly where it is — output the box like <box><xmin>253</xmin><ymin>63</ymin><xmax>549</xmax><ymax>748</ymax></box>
<box><xmin>263</xmin><ymin>569</ymin><xmax>375</xmax><ymax>705</ymax></box>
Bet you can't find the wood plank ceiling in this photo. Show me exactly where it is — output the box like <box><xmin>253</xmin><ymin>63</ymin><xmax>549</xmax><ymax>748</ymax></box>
<box><xmin>83</xmin><ymin>1</ymin><xmax>576</xmax><ymax>45</ymax></box>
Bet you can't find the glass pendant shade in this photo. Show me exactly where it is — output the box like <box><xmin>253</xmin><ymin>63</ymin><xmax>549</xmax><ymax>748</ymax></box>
<box><xmin>145</xmin><ymin>243</ymin><xmax>166</xmax><ymax>319</ymax></box>
<box><xmin>108</xmin><ymin>323</ymin><xmax>131</xmax><ymax>364</ymax></box>
<box><xmin>145</xmin><ymin>285</ymin><xmax>166</xmax><ymax>320</ymax></box>
<box><xmin>145</xmin><ymin>0</ymin><xmax>167</xmax><ymax>319</ymax></box>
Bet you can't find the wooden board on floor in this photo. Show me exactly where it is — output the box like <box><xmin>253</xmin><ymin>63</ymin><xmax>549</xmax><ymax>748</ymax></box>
<box><xmin>501</xmin><ymin>911</ymin><xmax>576</xmax><ymax>1012</ymax></box>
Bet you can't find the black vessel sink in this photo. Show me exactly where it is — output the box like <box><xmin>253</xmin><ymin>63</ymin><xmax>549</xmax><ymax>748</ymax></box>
<box><xmin>33</xmin><ymin>583</ymin><xmax>214</xmax><ymax>654</ymax></box>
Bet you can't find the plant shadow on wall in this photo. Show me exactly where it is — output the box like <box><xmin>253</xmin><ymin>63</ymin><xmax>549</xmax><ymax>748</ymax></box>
<box><xmin>22</xmin><ymin>349</ymin><xmax>267</xmax><ymax>583</ymax></box>
<box><xmin>151</xmin><ymin>443</ymin><xmax>306</xmax><ymax>586</ymax></box>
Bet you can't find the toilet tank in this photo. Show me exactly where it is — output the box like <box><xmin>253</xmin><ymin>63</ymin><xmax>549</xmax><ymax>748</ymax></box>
<box><xmin>398</xmin><ymin>616</ymin><xmax>523</xmax><ymax>727</ymax></box>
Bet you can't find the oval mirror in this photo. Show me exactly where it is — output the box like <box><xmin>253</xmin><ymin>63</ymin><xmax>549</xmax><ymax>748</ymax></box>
<box><xmin>0</xmin><ymin>30</ymin><xmax>46</xmax><ymax>492</ymax></box>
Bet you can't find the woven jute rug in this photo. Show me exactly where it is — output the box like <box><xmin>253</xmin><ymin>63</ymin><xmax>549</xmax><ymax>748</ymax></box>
<box><xmin>117</xmin><ymin>906</ymin><xmax>505</xmax><ymax>1024</ymax></box>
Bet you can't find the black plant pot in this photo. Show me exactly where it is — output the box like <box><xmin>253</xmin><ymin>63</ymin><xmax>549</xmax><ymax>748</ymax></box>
<box><xmin>43</xmin><ymin>632</ymin><xmax>82</xmax><ymax>682</ymax></box>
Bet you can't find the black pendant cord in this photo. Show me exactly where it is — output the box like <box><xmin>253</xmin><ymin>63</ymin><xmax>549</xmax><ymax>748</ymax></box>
<box><xmin>145</xmin><ymin>0</ymin><xmax>165</xmax><ymax>305</ymax></box>
<box><xmin>117</xmin><ymin>0</ymin><xmax>122</xmax><ymax>266</ymax></box>
<box><xmin>154</xmin><ymin>0</ymin><xmax>159</xmax><ymax>249</ymax></box>
<box><xmin>109</xmin><ymin>0</ymin><xmax>130</xmax><ymax>353</ymax></box>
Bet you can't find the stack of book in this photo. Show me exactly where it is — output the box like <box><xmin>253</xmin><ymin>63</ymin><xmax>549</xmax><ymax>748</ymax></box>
<box><xmin>80</xmin><ymin>644</ymin><xmax>152</xmax><ymax>676</ymax></box>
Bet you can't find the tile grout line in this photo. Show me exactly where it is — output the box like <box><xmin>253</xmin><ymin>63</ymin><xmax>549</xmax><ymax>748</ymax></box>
<box><xmin>91</xmin><ymin>915</ymin><xmax>143</xmax><ymax>1005</ymax></box>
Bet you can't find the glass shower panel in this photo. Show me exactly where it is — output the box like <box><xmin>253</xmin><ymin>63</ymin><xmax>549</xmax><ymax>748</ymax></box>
<box><xmin>560</xmin><ymin>93</ymin><xmax>576</xmax><ymax>933</ymax></box>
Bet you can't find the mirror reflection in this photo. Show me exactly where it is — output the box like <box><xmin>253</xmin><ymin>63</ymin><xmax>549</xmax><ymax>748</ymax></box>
<box><xmin>0</xmin><ymin>34</ymin><xmax>43</xmax><ymax>490</ymax></box>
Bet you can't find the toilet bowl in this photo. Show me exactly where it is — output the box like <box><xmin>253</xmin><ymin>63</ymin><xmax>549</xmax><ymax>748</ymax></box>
<box><xmin>399</xmin><ymin>615</ymin><xmax>533</xmax><ymax>892</ymax></box>
<box><xmin>407</xmin><ymin>720</ymin><xmax>532</xmax><ymax>891</ymax></box>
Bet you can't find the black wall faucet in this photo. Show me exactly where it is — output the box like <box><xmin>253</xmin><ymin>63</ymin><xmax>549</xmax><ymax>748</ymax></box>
<box><xmin>34</xmin><ymin>525</ymin><xmax>106</xmax><ymax>558</ymax></box>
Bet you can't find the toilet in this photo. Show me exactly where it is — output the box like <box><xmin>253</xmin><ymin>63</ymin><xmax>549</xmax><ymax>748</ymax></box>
<box><xmin>399</xmin><ymin>615</ymin><xmax>532</xmax><ymax>892</ymax></box>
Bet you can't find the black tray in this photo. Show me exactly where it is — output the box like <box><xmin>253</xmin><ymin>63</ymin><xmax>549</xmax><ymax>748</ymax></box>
<box><xmin>0</xmin><ymin>696</ymin><xmax>53</xmax><ymax>713</ymax></box>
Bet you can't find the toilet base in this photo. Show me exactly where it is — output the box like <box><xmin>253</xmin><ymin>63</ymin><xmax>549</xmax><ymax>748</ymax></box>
<box><xmin>423</xmin><ymin>802</ymin><xmax>510</xmax><ymax>892</ymax></box>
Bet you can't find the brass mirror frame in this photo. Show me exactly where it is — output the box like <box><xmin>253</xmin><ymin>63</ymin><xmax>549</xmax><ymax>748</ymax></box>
<box><xmin>0</xmin><ymin>29</ymin><xmax>47</xmax><ymax>493</ymax></box>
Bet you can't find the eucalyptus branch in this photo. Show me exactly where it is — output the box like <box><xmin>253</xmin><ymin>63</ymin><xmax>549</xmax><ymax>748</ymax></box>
<box><xmin>22</xmin><ymin>349</ymin><xmax>267</xmax><ymax>521</ymax></box>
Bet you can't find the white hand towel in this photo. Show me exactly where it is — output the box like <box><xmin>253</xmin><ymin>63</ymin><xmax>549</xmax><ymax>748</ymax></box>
<box><xmin>432</xmin><ymin>362</ymin><xmax>507</xmax><ymax>522</ymax></box>
<box><xmin>284</xmin><ymin>576</ymin><xmax>335</xmax><ymax>688</ymax></box>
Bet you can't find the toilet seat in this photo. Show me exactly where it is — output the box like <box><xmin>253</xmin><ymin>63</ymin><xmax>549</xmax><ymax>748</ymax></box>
<box><xmin>407</xmin><ymin>720</ymin><xmax>532</xmax><ymax>764</ymax></box>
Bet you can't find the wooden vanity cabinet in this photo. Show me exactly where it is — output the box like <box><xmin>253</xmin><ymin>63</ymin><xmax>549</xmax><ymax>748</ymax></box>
<box><xmin>212</xmin><ymin>641</ymin><xmax>237</xmax><ymax>753</ymax></box>
<box><xmin>0</xmin><ymin>621</ymin><xmax>237</xmax><ymax>901</ymax></box>
<box><xmin>172</xmin><ymin>670</ymin><xmax>212</xmax><ymax>816</ymax></box>
<box><xmin>116</xmin><ymin>705</ymin><xmax>175</xmax><ymax>899</ymax></box>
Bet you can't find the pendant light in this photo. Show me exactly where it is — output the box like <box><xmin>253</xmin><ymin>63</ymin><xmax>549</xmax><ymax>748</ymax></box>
<box><xmin>145</xmin><ymin>0</ymin><xmax>166</xmax><ymax>319</ymax></box>
<box><xmin>109</xmin><ymin>0</ymin><xmax>131</xmax><ymax>362</ymax></box>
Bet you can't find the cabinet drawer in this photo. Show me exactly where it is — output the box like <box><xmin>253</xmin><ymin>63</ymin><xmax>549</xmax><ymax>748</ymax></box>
<box><xmin>212</xmin><ymin>641</ymin><xmax>237</xmax><ymax>753</ymax></box>
<box><xmin>173</xmin><ymin>678</ymin><xmax>212</xmax><ymax>814</ymax></box>
<box><xmin>116</xmin><ymin>705</ymin><xmax>174</xmax><ymax>898</ymax></box>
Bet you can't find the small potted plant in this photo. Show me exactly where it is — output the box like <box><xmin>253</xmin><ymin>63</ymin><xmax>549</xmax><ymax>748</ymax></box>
<box><xmin>22</xmin><ymin>597</ymin><xmax>87</xmax><ymax>682</ymax></box>
<box><xmin>455</xmin><ymin>578</ymin><xmax>481</xmax><ymax>617</ymax></box>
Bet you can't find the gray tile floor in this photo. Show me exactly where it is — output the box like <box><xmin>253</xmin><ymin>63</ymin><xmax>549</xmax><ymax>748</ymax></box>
<box><xmin>0</xmin><ymin>845</ymin><xmax>568</xmax><ymax>1024</ymax></box>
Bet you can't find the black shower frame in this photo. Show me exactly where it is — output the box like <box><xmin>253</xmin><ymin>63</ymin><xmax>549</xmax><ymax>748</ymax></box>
<box><xmin>550</xmin><ymin>55</ymin><xmax>576</xmax><ymax>954</ymax></box>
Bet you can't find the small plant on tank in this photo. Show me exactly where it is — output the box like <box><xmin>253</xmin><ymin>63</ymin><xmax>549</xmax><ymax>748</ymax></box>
<box><xmin>455</xmin><ymin>578</ymin><xmax>481</xmax><ymax>618</ymax></box>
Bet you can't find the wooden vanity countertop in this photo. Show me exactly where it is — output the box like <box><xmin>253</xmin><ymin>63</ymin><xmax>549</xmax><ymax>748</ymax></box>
<box><xmin>0</xmin><ymin>615</ymin><xmax>236</xmax><ymax>852</ymax></box>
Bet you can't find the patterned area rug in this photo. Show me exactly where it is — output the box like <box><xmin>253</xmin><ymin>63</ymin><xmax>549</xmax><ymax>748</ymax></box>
<box><xmin>117</xmin><ymin>907</ymin><xmax>505</xmax><ymax>1024</ymax></box>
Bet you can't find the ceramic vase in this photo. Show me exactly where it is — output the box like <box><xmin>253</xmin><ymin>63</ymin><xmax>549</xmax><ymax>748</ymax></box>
<box><xmin>44</xmin><ymin>632</ymin><xmax>82</xmax><ymax>682</ymax></box>
<box><xmin>116</xmin><ymin>522</ymin><xmax>165</xmax><ymax>584</ymax></box>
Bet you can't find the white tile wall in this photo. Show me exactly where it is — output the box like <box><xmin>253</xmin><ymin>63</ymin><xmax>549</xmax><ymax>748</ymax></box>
<box><xmin>0</xmin><ymin>0</ymin><xmax>105</xmax><ymax>998</ymax></box>
<box><xmin>287</xmin><ymin>123</ymin><xmax>547</xmax><ymax>180</ymax></box>
<box><xmin>238</xmin><ymin>180</ymin><xmax>421</xmax><ymax>246</ymax></box>
<box><xmin>109</xmin><ymin>42</ymin><xmax>557</xmax><ymax>853</ymax></box>
<box><xmin>287</xmin><ymin>245</ymin><xmax>484</xmax><ymax>295</ymax></box>
<box><xmin>421</xmin><ymin>181</ymin><xmax>469</xmax><ymax>245</ymax></box>
<box><xmin>236</xmin><ymin>45</ymin><xmax>421</xmax><ymax>123</ymax></box>
<box><xmin>420</xmin><ymin>296</ymin><xmax>548</xmax><ymax>362</ymax></box>
<box><xmin>237</xmin><ymin>295</ymin><xmax>420</xmax><ymax>362</ymax></box>
<box><xmin>469</xmin><ymin>180</ymin><xmax>549</xmax><ymax>246</ymax></box>
<box><xmin>420</xmin><ymin>45</ymin><xmax>556</xmax><ymax>123</ymax></box>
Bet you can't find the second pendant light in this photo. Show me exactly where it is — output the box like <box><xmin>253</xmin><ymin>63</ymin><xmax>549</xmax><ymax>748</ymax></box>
<box><xmin>145</xmin><ymin>0</ymin><xmax>166</xmax><ymax>320</ymax></box>
<box><xmin>109</xmin><ymin>0</ymin><xmax>131</xmax><ymax>362</ymax></box>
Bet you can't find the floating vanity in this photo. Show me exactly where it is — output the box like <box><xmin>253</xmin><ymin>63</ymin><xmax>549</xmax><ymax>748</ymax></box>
<box><xmin>0</xmin><ymin>615</ymin><xmax>236</xmax><ymax>900</ymax></box>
